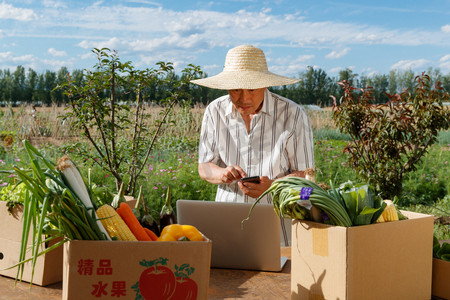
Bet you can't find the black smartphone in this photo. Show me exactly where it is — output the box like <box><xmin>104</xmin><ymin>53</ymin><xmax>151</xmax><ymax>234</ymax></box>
<box><xmin>240</xmin><ymin>176</ymin><xmax>261</xmax><ymax>184</ymax></box>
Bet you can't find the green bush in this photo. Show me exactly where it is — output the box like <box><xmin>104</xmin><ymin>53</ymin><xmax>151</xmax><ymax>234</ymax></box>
<box><xmin>332</xmin><ymin>74</ymin><xmax>450</xmax><ymax>199</ymax></box>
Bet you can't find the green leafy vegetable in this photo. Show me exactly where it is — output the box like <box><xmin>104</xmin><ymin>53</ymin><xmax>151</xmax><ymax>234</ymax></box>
<box><xmin>433</xmin><ymin>236</ymin><xmax>450</xmax><ymax>262</ymax></box>
<box><xmin>335</xmin><ymin>181</ymin><xmax>386</xmax><ymax>225</ymax></box>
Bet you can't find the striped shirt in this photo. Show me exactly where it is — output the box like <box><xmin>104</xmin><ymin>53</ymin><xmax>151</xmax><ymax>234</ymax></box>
<box><xmin>198</xmin><ymin>89</ymin><xmax>315</xmax><ymax>203</ymax></box>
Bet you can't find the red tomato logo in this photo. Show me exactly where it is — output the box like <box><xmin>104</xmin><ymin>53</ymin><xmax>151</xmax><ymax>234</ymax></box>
<box><xmin>133</xmin><ymin>258</ymin><xmax>198</xmax><ymax>300</ymax></box>
<box><xmin>171</xmin><ymin>277</ymin><xmax>198</xmax><ymax>300</ymax></box>
<box><xmin>137</xmin><ymin>258</ymin><xmax>176</xmax><ymax>300</ymax></box>
<box><xmin>170</xmin><ymin>263</ymin><xmax>198</xmax><ymax>300</ymax></box>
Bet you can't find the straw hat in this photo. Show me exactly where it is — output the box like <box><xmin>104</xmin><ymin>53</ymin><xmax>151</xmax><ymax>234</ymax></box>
<box><xmin>190</xmin><ymin>45</ymin><xmax>300</xmax><ymax>90</ymax></box>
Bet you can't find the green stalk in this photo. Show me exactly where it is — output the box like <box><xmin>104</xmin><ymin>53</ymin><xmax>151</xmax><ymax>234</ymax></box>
<box><xmin>31</xmin><ymin>194</ymin><xmax>50</xmax><ymax>282</ymax></box>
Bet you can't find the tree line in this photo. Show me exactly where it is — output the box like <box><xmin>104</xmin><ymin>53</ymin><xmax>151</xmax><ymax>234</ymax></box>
<box><xmin>1</xmin><ymin>65</ymin><xmax>449</xmax><ymax>107</ymax></box>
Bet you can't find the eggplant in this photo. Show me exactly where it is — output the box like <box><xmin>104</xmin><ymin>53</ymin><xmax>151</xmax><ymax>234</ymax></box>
<box><xmin>133</xmin><ymin>186</ymin><xmax>160</xmax><ymax>236</ymax></box>
<box><xmin>159</xmin><ymin>186</ymin><xmax>176</xmax><ymax>232</ymax></box>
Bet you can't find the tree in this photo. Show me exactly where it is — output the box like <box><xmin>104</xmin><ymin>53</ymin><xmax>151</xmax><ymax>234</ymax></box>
<box><xmin>388</xmin><ymin>70</ymin><xmax>398</xmax><ymax>95</ymax></box>
<box><xmin>58</xmin><ymin>48</ymin><xmax>203</xmax><ymax>195</ymax></box>
<box><xmin>26</xmin><ymin>68</ymin><xmax>38</xmax><ymax>104</ymax></box>
<box><xmin>397</xmin><ymin>69</ymin><xmax>415</xmax><ymax>93</ymax></box>
<box><xmin>299</xmin><ymin>66</ymin><xmax>332</xmax><ymax>106</ymax></box>
<box><xmin>44</xmin><ymin>70</ymin><xmax>57</xmax><ymax>105</ymax></box>
<box><xmin>13</xmin><ymin>66</ymin><xmax>26</xmax><ymax>103</ymax></box>
<box><xmin>371</xmin><ymin>74</ymin><xmax>389</xmax><ymax>103</ymax></box>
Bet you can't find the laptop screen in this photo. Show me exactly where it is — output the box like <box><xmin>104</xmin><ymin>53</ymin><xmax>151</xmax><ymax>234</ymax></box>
<box><xmin>176</xmin><ymin>200</ymin><xmax>286</xmax><ymax>272</ymax></box>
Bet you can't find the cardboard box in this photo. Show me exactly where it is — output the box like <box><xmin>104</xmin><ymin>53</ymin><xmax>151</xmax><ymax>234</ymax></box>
<box><xmin>62</xmin><ymin>239</ymin><xmax>212</xmax><ymax>300</ymax></box>
<box><xmin>0</xmin><ymin>201</ymin><xmax>63</xmax><ymax>286</ymax></box>
<box><xmin>291</xmin><ymin>210</ymin><xmax>434</xmax><ymax>300</ymax></box>
<box><xmin>432</xmin><ymin>258</ymin><xmax>450</xmax><ymax>299</ymax></box>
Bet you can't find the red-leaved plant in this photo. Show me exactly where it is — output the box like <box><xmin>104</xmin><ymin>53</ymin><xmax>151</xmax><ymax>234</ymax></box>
<box><xmin>332</xmin><ymin>73</ymin><xmax>449</xmax><ymax>200</ymax></box>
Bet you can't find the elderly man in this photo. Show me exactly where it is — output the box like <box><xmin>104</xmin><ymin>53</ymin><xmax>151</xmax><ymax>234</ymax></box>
<box><xmin>192</xmin><ymin>45</ymin><xmax>315</xmax><ymax>205</ymax></box>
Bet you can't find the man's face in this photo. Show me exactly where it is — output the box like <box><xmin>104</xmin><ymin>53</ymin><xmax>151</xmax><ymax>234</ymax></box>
<box><xmin>228</xmin><ymin>88</ymin><xmax>266</xmax><ymax>116</ymax></box>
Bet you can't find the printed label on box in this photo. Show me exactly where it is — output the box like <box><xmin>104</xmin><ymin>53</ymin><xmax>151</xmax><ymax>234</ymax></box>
<box><xmin>75</xmin><ymin>256</ymin><xmax>198</xmax><ymax>299</ymax></box>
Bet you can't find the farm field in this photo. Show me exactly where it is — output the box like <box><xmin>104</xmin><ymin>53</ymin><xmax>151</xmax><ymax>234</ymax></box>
<box><xmin>0</xmin><ymin>104</ymin><xmax>449</xmax><ymax>240</ymax></box>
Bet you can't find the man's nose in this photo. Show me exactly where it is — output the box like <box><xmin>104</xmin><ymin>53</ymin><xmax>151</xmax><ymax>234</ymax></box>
<box><xmin>240</xmin><ymin>90</ymin><xmax>251</xmax><ymax>101</ymax></box>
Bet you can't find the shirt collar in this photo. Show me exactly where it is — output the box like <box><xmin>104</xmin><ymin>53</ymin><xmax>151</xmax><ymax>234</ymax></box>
<box><xmin>225</xmin><ymin>89</ymin><xmax>273</xmax><ymax>117</ymax></box>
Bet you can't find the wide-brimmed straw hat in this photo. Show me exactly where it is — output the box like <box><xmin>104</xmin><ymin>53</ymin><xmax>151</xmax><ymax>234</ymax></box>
<box><xmin>190</xmin><ymin>45</ymin><xmax>300</xmax><ymax>90</ymax></box>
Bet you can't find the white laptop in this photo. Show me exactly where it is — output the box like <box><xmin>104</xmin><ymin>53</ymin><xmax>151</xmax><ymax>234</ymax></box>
<box><xmin>176</xmin><ymin>200</ymin><xmax>288</xmax><ymax>272</ymax></box>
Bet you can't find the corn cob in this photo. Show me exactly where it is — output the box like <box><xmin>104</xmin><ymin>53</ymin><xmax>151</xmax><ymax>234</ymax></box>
<box><xmin>376</xmin><ymin>213</ymin><xmax>385</xmax><ymax>223</ymax></box>
<box><xmin>382</xmin><ymin>200</ymin><xmax>399</xmax><ymax>221</ymax></box>
<box><xmin>376</xmin><ymin>200</ymin><xmax>399</xmax><ymax>222</ymax></box>
<box><xmin>97</xmin><ymin>204</ymin><xmax>138</xmax><ymax>241</ymax></box>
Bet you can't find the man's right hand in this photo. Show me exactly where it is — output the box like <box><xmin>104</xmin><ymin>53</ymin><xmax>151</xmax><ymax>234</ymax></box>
<box><xmin>220</xmin><ymin>165</ymin><xmax>247</xmax><ymax>184</ymax></box>
<box><xmin>198</xmin><ymin>162</ymin><xmax>247</xmax><ymax>185</ymax></box>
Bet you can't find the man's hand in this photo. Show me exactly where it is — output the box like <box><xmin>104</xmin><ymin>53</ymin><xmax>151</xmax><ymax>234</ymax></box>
<box><xmin>198</xmin><ymin>162</ymin><xmax>247</xmax><ymax>185</ymax></box>
<box><xmin>220</xmin><ymin>165</ymin><xmax>246</xmax><ymax>184</ymax></box>
<box><xmin>238</xmin><ymin>176</ymin><xmax>273</xmax><ymax>198</ymax></box>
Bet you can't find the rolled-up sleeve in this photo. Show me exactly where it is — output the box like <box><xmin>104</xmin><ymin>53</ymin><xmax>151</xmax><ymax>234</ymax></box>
<box><xmin>198</xmin><ymin>105</ymin><xmax>218</xmax><ymax>164</ymax></box>
<box><xmin>286</xmin><ymin>106</ymin><xmax>315</xmax><ymax>171</ymax></box>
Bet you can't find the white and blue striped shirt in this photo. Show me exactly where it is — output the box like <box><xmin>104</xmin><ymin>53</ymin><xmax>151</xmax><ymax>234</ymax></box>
<box><xmin>199</xmin><ymin>89</ymin><xmax>315</xmax><ymax>203</ymax></box>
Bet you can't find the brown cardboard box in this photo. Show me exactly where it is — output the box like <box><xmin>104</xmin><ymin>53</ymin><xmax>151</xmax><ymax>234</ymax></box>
<box><xmin>432</xmin><ymin>258</ymin><xmax>450</xmax><ymax>299</ymax></box>
<box><xmin>62</xmin><ymin>239</ymin><xmax>212</xmax><ymax>300</ymax></box>
<box><xmin>0</xmin><ymin>201</ymin><xmax>63</xmax><ymax>286</ymax></box>
<box><xmin>291</xmin><ymin>210</ymin><xmax>434</xmax><ymax>300</ymax></box>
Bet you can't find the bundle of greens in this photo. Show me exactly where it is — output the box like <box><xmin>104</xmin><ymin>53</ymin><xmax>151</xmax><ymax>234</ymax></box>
<box><xmin>243</xmin><ymin>176</ymin><xmax>387</xmax><ymax>228</ymax></box>
<box><xmin>243</xmin><ymin>176</ymin><xmax>353</xmax><ymax>227</ymax></box>
<box><xmin>5</xmin><ymin>140</ymin><xmax>109</xmax><ymax>284</ymax></box>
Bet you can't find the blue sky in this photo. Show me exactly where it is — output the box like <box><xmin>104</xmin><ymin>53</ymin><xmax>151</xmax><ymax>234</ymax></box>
<box><xmin>1</xmin><ymin>0</ymin><xmax>450</xmax><ymax>78</ymax></box>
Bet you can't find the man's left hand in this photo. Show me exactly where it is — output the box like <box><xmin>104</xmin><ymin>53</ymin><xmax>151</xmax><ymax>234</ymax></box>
<box><xmin>238</xmin><ymin>176</ymin><xmax>273</xmax><ymax>199</ymax></box>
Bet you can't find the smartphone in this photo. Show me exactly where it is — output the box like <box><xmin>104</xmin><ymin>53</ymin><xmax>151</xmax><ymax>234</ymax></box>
<box><xmin>240</xmin><ymin>176</ymin><xmax>261</xmax><ymax>184</ymax></box>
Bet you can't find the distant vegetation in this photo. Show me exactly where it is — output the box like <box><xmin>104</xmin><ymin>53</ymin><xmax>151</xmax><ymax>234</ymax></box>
<box><xmin>1</xmin><ymin>64</ymin><xmax>449</xmax><ymax>107</ymax></box>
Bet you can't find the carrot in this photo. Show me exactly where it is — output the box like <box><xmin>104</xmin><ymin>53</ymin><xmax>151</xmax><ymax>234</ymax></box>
<box><xmin>117</xmin><ymin>202</ymin><xmax>152</xmax><ymax>241</ymax></box>
<box><xmin>144</xmin><ymin>227</ymin><xmax>158</xmax><ymax>241</ymax></box>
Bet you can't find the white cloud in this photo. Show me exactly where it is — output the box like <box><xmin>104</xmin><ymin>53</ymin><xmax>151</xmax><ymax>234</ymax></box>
<box><xmin>0</xmin><ymin>52</ymin><xmax>14</xmax><ymax>61</ymax></box>
<box><xmin>439</xmin><ymin>54</ymin><xmax>450</xmax><ymax>73</ymax></box>
<box><xmin>441</xmin><ymin>24</ymin><xmax>450</xmax><ymax>33</ymax></box>
<box><xmin>440</xmin><ymin>54</ymin><xmax>450</xmax><ymax>62</ymax></box>
<box><xmin>125</xmin><ymin>0</ymin><xmax>161</xmax><ymax>6</ymax></box>
<box><xmin>43</xmin><ymin>0</ymin><xmax>67</xmax><ymax>9</ymax></box>
<box><xmin>48</xmin><ymin>48</ymin><xmax>67</xmax><ymax>57</ymax></box>
<box><xmin>390</xmin><ymin>59</ymin><xmax>430</xmax><ymax>71</ymax></box>
<box><xmin>0</xmin><ymin>3</ymin><xmax>37</xmax><ymax>21</ymax></box>
<box><xmin>78</xmin><ymin>37</ymin><xmax>128</xmax><ymax>50</ymax></box>
<box><xmin>326</xmin><ymin>48</ymin><xmax>350</xmax><ymax>59</ymax></box>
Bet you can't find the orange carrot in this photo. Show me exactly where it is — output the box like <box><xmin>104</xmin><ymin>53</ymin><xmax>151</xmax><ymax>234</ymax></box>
<box><xmin>117</xmin><ymin>202</ymin><xmax>152</xmax><ymax>241</ymax></box>
<box><xmin>144</xmin><ymin>227</ymin><xmax>158</xmax><ymax>241</ymax></box>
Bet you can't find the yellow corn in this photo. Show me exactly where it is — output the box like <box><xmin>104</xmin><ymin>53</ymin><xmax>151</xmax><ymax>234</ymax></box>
<box><xmin>97</xmin><ymin>204</ymin><xmax>138</xmax><ymax>241</ymax></box>
<box><xmin>376</xmin><ymin>213</ymin><xmax>385</xmax><ymax>223</ymax></box>
<box><xmin>381</xmin><ymin>200</ymin><xmax>399</xmax><ymax>222</ymax></box>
